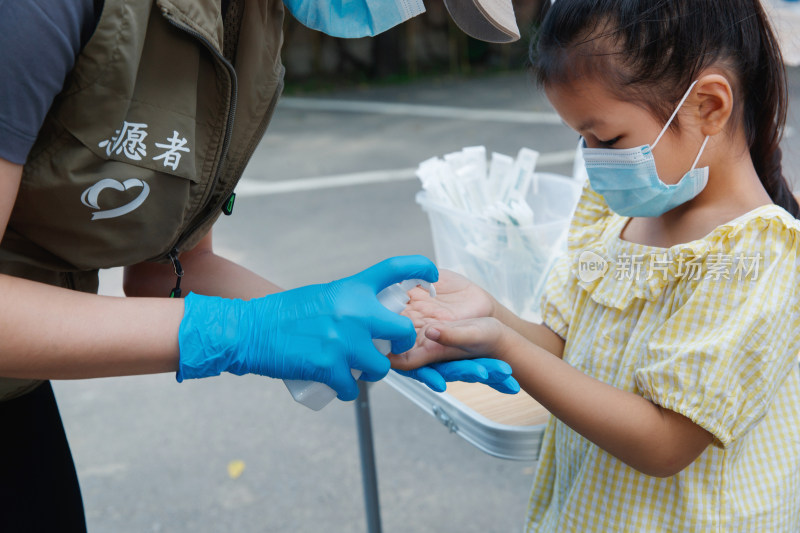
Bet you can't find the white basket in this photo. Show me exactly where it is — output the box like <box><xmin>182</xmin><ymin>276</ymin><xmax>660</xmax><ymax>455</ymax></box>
<box><xmin>417</xmin><ymin>172</ymin><xmax>582</xmax><ymax>320</ymax></box>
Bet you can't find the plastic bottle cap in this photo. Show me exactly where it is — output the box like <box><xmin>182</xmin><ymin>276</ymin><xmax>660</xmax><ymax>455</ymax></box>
<box><xmin>376</xmin><ymin>279</ymin><xmax>435</xmax><ymax>313</ymax></box>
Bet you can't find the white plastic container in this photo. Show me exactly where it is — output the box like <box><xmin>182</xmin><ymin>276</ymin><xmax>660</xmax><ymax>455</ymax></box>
<box><xmin>284</xmin><ymin>279</ymin><xmax>436</xmax><ymax>410</ymax></box>
<box><xmin>417</xmin><ymin>172</ymin><xmax>582</xmax><ymax>320</ymax></box>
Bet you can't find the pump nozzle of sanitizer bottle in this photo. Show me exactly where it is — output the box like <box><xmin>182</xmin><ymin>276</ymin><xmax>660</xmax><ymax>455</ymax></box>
<box><xmin>283</xmin><ymin>279</ymin><xmax>436</xmax><ymax>411</ymax></box>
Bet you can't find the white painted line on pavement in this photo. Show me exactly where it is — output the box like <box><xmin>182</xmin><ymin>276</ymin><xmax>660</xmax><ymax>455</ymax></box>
<box><xmin>237</xmin><ymin>149</ymin><xmax>577</xmax><ymax>197</ymax></box>
<box><xmin>279</xmin><ymin>97</ymin><xmax>564</xmax><ymax>125</ymax></box>
<box><xmin>237</xmin><ymin>168</ymin><xmax>416</xmax><ymax>197</ymax></box>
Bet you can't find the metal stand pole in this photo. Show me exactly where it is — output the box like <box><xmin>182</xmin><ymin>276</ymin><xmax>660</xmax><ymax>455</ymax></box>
<box><xmin>355</xmin><ymin>381</ymin><xmax>383</xmax><ymax>533</ymax></box>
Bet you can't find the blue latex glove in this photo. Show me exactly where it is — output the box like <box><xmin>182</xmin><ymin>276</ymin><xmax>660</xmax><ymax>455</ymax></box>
<box><xmin>394</xmin><ymin>358</ymin><xmax>520</xmax><ymax>394</ymax></box>
<box><xmin>178</xmin><ymin>255</ymin><xmax>438</xmax><ymax>401</ymax></box>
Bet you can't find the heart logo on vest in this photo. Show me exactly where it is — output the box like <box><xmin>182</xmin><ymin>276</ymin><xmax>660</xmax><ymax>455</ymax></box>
<box><xmin>80</xmin><ymin>178</ymin><xmax>150</xmax><ymax>221</ymax></box>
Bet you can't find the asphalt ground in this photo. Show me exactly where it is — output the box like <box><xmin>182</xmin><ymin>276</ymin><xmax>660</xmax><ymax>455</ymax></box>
<box><xmin>54</xmin><ymin>66</ymin><xmax>800</xmax><ymax>533</ymax></box>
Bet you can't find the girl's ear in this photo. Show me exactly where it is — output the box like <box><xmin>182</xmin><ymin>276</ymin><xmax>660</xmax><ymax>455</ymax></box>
<box><xmin>692</xmin><ymin>73</ymin><xmax>734</xmax><ymax>137</ymax></box>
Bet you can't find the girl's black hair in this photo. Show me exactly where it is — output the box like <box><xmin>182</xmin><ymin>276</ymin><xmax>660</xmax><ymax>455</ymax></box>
<box><xmin>531</xmin><ymin>0</ymin><xmax>799</xmax><ymax>218</ymax></box>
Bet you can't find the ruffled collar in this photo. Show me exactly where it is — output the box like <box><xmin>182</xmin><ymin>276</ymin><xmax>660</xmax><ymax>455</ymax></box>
<box><xmin>571</xmin><ymin>204</ymin><xmax>798</xmax><ymax>310</ymax></box>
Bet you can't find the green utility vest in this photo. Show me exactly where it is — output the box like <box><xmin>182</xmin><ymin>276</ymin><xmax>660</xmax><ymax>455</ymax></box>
<box><xmin>0</xmin><ymin>0</ymin><xmax>285</xmax><ymax>400</ymax></box>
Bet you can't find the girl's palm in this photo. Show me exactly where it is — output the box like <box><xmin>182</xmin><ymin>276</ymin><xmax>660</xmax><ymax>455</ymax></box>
<box><xmin>394</xmin><ymin>269</ymin><xmax>495</xmax><ymax>369</ymax></box>
<box><xmin>403</xmin><ymin>269</ymin><xmax>494</xmax><ymax>326</ymax></box>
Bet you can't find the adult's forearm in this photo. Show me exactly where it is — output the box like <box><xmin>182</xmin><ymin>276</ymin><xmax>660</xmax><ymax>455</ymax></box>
<box><xmin>124</xmin><ymin>241</ymin><xmax>283</xmax><ymax>299</ymax></box>
<box><xmin>0</xmin><ymin>274</ymin><xmax>182</xmax><ymax>379</ymax></box>
<box><xmin>175</xmin><ymin>250</ymin><xmax>283</xmax><ymax>298</ymax></box>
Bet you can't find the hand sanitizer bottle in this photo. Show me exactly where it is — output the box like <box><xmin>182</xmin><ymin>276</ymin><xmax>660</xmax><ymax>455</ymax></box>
<box><xmin>284</xmin><ymin>279</ymin><xmax>436</xmax><ymax>410</ymax></box>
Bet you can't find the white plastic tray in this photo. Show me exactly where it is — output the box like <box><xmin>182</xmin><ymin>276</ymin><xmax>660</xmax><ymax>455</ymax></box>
<box><xmin>383</xmin><ymin>372</ymin><xmax>549</xmax><ymax>461</ymax></box>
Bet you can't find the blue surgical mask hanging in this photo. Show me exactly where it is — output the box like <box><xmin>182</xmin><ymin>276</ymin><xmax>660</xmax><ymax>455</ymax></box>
<box><xmin>581</xmin><ymin>81</ymin><xmax>711</xmax><ymax>218</ymax></box>
<box><xmin>283</xmin><ymin>0</ymin><xmax>426</xmax><ymax>39</ymax></box>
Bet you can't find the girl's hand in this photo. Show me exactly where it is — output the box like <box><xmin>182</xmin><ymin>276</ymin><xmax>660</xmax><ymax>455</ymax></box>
<box><xmin>391</xmin><ymin>317</ymin><xmax>509</xmax><ymax>370</ymax></box>
<box><xmin>400</xmin><ymin>269</ymin><xmax>499</xmax><ymax>363</ymax></box>
<box><xmin>403</xmin><ymin>269</ymin><xmax>495</xmax><ymax>326</ymax></box>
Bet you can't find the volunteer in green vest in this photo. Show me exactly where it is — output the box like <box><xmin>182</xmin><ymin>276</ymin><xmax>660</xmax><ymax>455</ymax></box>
<box><xmin>0</xmin><ymin>0</ymin><xmax>522</xmax><ymax>530</ymax></box>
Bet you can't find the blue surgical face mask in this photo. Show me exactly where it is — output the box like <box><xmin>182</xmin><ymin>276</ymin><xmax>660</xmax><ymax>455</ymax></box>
<box><xmin>581</xmin><ymin>81</ymin><xmax>711</xmax><ymax>218</ymax></box>
<box><xmin>283</xmin><ymin>0</ymin><xmax>426</xmax><ymax>39</ymax></box>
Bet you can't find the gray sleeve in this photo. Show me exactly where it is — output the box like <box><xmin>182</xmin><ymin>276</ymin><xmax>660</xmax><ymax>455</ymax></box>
<box><xmin>0</xmin><ymin>0</ymin><xmax>99</xmax><ymax>164</ymax></box>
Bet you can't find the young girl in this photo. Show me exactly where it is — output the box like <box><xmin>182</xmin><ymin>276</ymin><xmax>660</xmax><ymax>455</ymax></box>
<box><xmin>396</xmin><ymin>0</ymin><xmax>800</xmax><ymax>530</ymax></box>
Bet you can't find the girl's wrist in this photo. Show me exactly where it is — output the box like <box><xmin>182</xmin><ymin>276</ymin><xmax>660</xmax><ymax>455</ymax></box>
<box><xmin>493</xmin><ymin>321</ymin><xmax>524</xmax><ymax>364</ymax></box>
<box><xmin>489</xmin><ymin>295</ymin><xmax>512</xmax><ymax>325</ymax></box>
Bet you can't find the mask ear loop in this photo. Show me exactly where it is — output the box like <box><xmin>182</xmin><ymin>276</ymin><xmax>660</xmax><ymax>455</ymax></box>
<box><xmin>652</xmin><ymin>80</ymin><xmax>700</xmax><ymax>149</ymax></box>
<box><xmin>690</xmin><ymin>136</ymin><xmax>711</xmax><ymax>170</ymax></box>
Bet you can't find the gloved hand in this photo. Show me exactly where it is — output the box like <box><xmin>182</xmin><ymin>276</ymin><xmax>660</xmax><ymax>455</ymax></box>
<box><xmin>177</xmin><ymin>255</ymin><xmax>438</xmax><ymax>401</ymax></box>
<box><xmin>394</xmin><ymin>358</ymin><xmax>520</xmax><ymax>394</ymax></box>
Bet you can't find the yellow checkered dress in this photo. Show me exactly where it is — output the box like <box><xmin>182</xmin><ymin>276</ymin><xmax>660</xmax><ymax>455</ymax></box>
<box><xmin>526</xmin><ymin>185</ymin><xmax>800</xmax><ymax>532</ymax></box>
